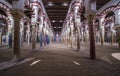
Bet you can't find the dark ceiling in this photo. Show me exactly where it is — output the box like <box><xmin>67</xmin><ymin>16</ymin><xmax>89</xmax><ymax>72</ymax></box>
<box><xmin>42</xmin><ymin>0</ymin><xmax>71</xmax><ymax>33</ymax></box>
<box><xmin>97</xmin><ymin>0</ymin><xmax>111</xmax><ymax>9</ymax></box>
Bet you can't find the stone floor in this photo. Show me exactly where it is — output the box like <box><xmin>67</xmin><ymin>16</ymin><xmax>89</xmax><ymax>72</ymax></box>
<box><xmin>0</xmin><ymin>42</ymin><xmax>120</xmax><ymax>76</ymax></box>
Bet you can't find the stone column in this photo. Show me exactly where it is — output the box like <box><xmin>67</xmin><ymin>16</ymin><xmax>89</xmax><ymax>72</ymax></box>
<box><xmin>20</xmin><ymin>22</ymin><xmax>24</xmax><ymax>47</ymax></box>
<box><xmin>76</xmin><ymin>25</ymin><xmax>80</xmax><ymax>51</ymax></box>
<box><xmin>26</xmin><ymin>24</ymin><xmax>30</xmax><ymax>45</ymax></box>
<box><xmin>74</xmin><ymin>5</ymin><xmax>81</xmax><ymax>51</ymax></box>
<box><xmin>7</xmin><ymin>16</ymin><xmax>14</xmax><ymax>47</ymax></box>
<box><xmin>81</xmin><ymin>27</ymin><xmax>84</xmax><ymax>42</ymax></box>
<box><xmin>32</xmin><ymin>25</ymin><xmax>36</xmax><ymax>51</ymax></box>
<box><xmin>115</xmin><ymin>10</ymin><xmax>120</xmax><ymax>48</ymax></box>
<box><xmin>85</xmin><ymin>24</ymin><xmax>89</xmax><ymax>44</ymax></box>
<box><xmin>70</xmin><ymin>21</ymin><xmax>74</xmax><ymax>48</ymax></box>
<box><xmin>99</xmin><ymin>16</ymin><xmax>105</xmax><ymax>45</ymax></box>
<box><xmin>10</xmin><ymin>9</ymin><xmax>24</xmax><ymax>61</ymax></box>
<box><xmin>38</xmin><ymin>16</ymin><xmax>43</xmax><ymax>47</ymax></box>
<box><xmin>85</xmin><ymin>0</ymin><xmax>96</xmax><ymax>59</ymax></box>
<box><xmin>0</xmin><ymin>29</ymin><xmax>2</xmax><ymax>45</ymax></box>
<box><xmin>31</xmin><ymin>4</ymin><xmax>39</xmax><ymax>51</ymax></box>
<box><xmin>110</xmin><ymin>22</ymin><xmax>115</xmax><ymax>45</ymax></box>
<box><xmin>65</xmin><ymin>29</ymin><xmax>67</xmax><ymax>45</ymax></box>
<box><xmin>115</xmin><ymin>10</ymin><xmax>120</xmax><ymax>25</ymax></box>
<box><xmin>39</xmin><ymin>16</ymin><xmax>44</xmax><ymax>33</ymax></box>
<box><xmin>67</xmin><ymin>27</ymin><xmax>70</xmax><ymax>46</ymax></box>
<box><xmin>116</xmin><ymin>27</ymin><xmax>120</xmax><ymax>48</ymax></box>
<box><xmin>85</xmin><ymin>10</ymin><xmax>96</xmax><ymax>60</ymax></box>
<box><xmin>43</xmin><ymin>21</ymin><xmax>47</xmax><ymax>46</ymax></box>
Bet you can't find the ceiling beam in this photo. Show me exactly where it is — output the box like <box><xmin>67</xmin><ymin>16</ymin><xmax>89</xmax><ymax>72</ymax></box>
<box><xmin>48</xmin><ymin>13</ymin><xmax>66</xmax><ymax>16</ymax></box>
<box><xmin>49</xmin><ymin>17</ymin><xmax>65</xmax><ymax>20</ymax></box>
<box><xmin>49</xmin><ymin>16</ymin><xmax>65</xmax><ymax>18</ymax></box>
<box><xmin>46</xmin><ymin>6</ymin><xmax>68</xmax><ymax>9</ymax></box>
<box><xmin>47</xmin><ymin>9</ymin><xmax>68</xmax><ymax>13</ymax></box>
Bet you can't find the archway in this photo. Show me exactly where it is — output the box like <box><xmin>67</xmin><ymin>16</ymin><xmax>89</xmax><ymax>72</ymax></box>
<box><xmin>0</xmin><ymin>17</ymin><xmax>7</xmax><ymax>45</ymax></box>
<box><xmin>0</xmin><ymin>2</ymin><xmax>14</xmax><ymax>48</ymax></box>
<box><xmin>104</xmin><ymin>11</ymin><xmax>116</xmax><ymax>44</ymax></box>
<box><xmin>20</xmin><ymin>18</ymin><xmax>31</xmax><ymax>46</ymax></box>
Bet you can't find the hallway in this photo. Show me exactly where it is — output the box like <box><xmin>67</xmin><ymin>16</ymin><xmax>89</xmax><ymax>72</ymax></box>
<box><xmin>0</xmin><ymin>0</ymin><xmax>120</xmax><ymax>75</ymax></box>
<box><xmin>0</xmin><ymin>43</ymin><xmax>120</xmax><ymax>76</ymax></box>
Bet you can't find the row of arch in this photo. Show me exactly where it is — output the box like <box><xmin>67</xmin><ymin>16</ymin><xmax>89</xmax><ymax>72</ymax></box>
<box><xmin>61</xmin><ymin>0</ymin><xmax>120</xmax><ymax>52</ymax></box>
<box><xmin>0</xmin><ymin>0</ymin><xmax>53</xmax><ymax>49</ymax></box>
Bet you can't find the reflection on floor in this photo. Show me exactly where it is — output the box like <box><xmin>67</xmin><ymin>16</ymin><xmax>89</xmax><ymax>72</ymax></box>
<box><xmin>0</xmin><ymin>43</ymin><xmax>120</xmax><ymax>76</ymax></box>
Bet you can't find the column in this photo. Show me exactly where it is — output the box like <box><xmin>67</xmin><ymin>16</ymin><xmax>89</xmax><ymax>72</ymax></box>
<box><xmin>39</xmin><ymin>16</ymin><xmax>44</xmax><ymax>33</ymax></box>
<box><xmin>43</xmin><ymin>21</ymin><xmax>47</xmax><ymax>46</ymax></box>
<box><xmin>39</xmin><ymin>16</ymin><xmax>44</xmax><ymax>47</ymax></box>
<box><xmin>85</xmin><ymin>11</ymin><xmax>96</xmax><ymax>60</ymax></box>
<box><xmin>31</xmin><ymin>4</ymin><xmax>39</xmax><ymax>51</ymax></box>
<box><xmin>116</xmin><ymin>27</ymin><xmax>120</xmax><ymax>48</ymax></box>
<box><xmin>0</xmin><ymin>28</ymin><xmax>2</xmax><ymax>45</ymax></box>
<box><xmin>85</xmin><ymin>24</ymin><xmax>89</xmax><ymax>44</ymax></box>
<box><xmin>115</xmin><ymin>10</ymin><xmax>120</xmax><ymax>48</ymax></box>
<box><xmin>85</xmin><ymin>0</ymin><xmax>96</xmax><ymax>60</ymax></box>
<box><xmin>74</xmin><ymin>5</ymin><xmax>81</xmax><ymax>51</ymax></box>
<box><xmin>115</xmin><ymin>10</ymin><xmax>120</xmax><ymax>25</ymax></box>
<box><xmin>10</xmin><ymin>9</ymin><xmax>24</xmax><ymax>61</ymax></box>
<box><xmin>110</xmin><ymin>22</ymin><xmax>115</xmax><ymax>45</ymax></box>
<box><xmin>7</xmin><ymin>16</ymin><xmax>14</xmax><ymax>47</ymax></box>
<box><xmin>70</xmin><ymin>21</ymin><xmax>74</xmax><ymax>48</ymax></box>
<box><xmin>65</xmin><ymin>29</ymin><xmax>67</xmax><ymax>45</ymax></box>
<box><xmin>76</xmin><ymin>23</ymin><xmax>80</xmax><ymax>51</ymax></box>
<box><xmin>99</xmin><ymin>16</ymin><xmax>105</xmax><ymax>45</ymax></box>
<box><xmin>26</xmin><ymin>24</ymin><xmax>30</xmax><ymax>45</ymax></box>
<box><xmin>67</xmin><ymin>27</ymin><xmax>70</xmax><ymax>46</ymax></box>
<box><xmin>81</xmin><ymin>27</ymin><xmax>84</xmax><ymax>42</ymax></box>
<box><xmin>20</xmin><ymin>21</ymin><xmax>24</xmax><ymax>47</ymax></box>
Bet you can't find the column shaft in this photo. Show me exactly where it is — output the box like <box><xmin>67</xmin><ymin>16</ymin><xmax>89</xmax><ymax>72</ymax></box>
<box><xmin>10</xmin><ymin>9</ymin><xmax>24</xmax><ymax>61</ymax></box>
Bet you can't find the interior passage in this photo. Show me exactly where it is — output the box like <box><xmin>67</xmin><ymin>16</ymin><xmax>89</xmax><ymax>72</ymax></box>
<box><xmin>0</xmin><ymin>0</ymin><xmax>120</xmax><ymax>76</ymax></box>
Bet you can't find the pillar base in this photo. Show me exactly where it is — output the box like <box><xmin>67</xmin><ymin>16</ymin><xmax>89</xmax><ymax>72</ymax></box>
<box><xmin>118</xmin><ymin>43</ymin><xmax>120</xmax><ymax>48</ymax></box>
<box><xmin>11</xmin><ymin>55</ymin><xmax>21</xmax><ymax>62</ymax></box>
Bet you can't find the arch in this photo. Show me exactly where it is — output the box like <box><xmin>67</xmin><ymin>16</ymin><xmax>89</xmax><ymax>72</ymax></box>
<box><xmin>100</xmin><ymin>2</ymin><xmax>120</xmax><ymax>16</ymax></box>
<box><xmin>0</xmin><ymin>14</ymin><xmax>7</xmax><ymax>20</ymax></box>
<box><xmin>0</xmin><ymin>14</ymin><xmax>9</xmax><ymax>44</ymax></box>
<box><xmin>20</xmin><ymin>17</ymin><xmax>31</xmax><ymax>45</ymax></box>
<box><xmin>0</xmin><ymin>14</ymin><xmax>10</xmax><ymax>29</ymax></box>
<box><xmin>0</xmin><ymin>2</ymin><xmax>13</xmax><ymax>29</ymax></box>
<box><xmin>0</xmin><ymin>2</ymin><xmax>11</xmax><ymax>16</ymax></box>
<box><xmin>20</xmin><ymin>17</ymin><xmax>31</xmax><ymax>34</ymax></box>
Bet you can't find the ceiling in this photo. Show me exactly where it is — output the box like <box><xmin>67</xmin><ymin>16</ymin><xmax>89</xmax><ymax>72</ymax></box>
<box><xmin>42</xmin><ymin>0</ymin><xmax>71</xmax><ymax>33</ymax></box>
<box><xmin>97</xmin><ymin>0</ymin><xmax>111</xmax><ymax>9</ymax></box>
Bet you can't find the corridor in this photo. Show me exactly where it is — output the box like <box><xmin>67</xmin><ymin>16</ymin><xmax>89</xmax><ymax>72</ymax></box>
<box><xmin>0</xmin><ymin>43</ymin><xmax>120</xmax><ymax>76</ymax></box>
<box><xmin>0</xmin><ymin>0</ymin><xmax>120</xmax><ymax>76</ymax></box>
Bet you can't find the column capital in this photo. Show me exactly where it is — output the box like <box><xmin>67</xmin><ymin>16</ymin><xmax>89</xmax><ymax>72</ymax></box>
<box><xmin>10</xmin><ymin>9</ymin><xmax>24</xmax><ymax>20</ymax></box>
<box><xmin>85</xmin><ymin>10</ymin><xmax>96</xmax><ymax>21</ymax></box>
